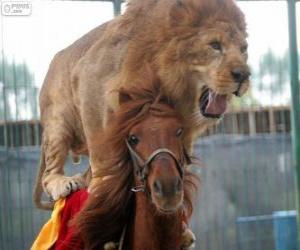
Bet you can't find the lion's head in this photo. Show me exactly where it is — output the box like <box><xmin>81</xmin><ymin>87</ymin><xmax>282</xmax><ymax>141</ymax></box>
<box><xmin>122</xmin><ymin>0</ymin><xmax>250</xmax><ymax>133</ymax></box>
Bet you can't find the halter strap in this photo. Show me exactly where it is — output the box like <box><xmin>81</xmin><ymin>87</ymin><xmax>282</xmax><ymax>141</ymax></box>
<box><xmin>125</xmin><ymin>140</ymin><xmax>185</xmax><ymax>193</ymax></box>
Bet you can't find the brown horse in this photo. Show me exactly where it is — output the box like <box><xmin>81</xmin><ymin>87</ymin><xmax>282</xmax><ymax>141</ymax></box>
<box><xmin>75</xmin><ymin>81</ymin><xmax>198</xmax><ymax>250</ymax></box>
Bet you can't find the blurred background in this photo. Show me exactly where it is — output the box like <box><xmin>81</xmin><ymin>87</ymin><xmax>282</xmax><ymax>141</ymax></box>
<box><xmin>0</xmin><ymin>0</ymin><xmax>299</xmax><ymax>249</ymax></box>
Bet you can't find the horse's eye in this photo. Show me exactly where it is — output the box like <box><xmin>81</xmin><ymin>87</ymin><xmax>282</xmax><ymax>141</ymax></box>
<box><xmin>128</xmin><ymin>135</ymin><xmax>139</xmax><ymax>146</ymax></box>
<box><xmin>176</xmin><ymin>128</ymin><xmax>183</xmax><ymax>137</ymax></box>
<box><xmin>210</xmin><ymin>41</ymin><xmax>222</xmax><ymax>51</ymax></box>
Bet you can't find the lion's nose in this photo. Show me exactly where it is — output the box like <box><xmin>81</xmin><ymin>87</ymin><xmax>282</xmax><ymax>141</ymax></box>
<box><xmin>231</xmin><ymin>67</ymin><xmax>250</xmax><ymax>84</ymax></box>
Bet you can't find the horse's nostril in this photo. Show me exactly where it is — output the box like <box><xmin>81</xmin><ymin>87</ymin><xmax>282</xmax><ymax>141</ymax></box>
<box><xmin>153</xmin><ymin>180</ymin><xmax>163</xmax><ymax>195</ymax></box>
<box><xmin>153</xmin><ymin>178</ymin><xmax>182</xmax><ymax>197</ymax></box>
<box><xmin>231</xmin><ymin>68</ymin><xmax>249</xmax><ymax>84</ymax></box>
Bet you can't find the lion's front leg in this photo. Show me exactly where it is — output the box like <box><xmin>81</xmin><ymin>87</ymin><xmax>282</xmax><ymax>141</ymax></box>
<box><xmin>81</xmin><ymin>106</ymin><xmax>111</xmax><ymax>192</ymax></box>
<box><xmin>87</xmin><ymin>150</ymin><xmax>105</xmax><ymax>192</ymax></box>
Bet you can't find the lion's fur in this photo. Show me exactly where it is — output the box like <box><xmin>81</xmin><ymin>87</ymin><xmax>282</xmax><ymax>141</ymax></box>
<box><xmin>34</xmin><ymin>0</ymin><xmax>249</xmax><ymax>208</ymax></box>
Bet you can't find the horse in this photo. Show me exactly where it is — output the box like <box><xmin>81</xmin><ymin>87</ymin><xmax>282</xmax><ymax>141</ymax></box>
<box><xmin>74</xmin><ymin>81</ymin><xmax>199</xmax><ymax>250</ymax></box>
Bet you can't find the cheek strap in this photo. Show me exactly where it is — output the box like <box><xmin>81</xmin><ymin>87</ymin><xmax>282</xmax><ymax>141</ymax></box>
<box><xmin>125</xmin><ymin>140</ymin><xmax>185</xmax><ymax>193</ymax></box>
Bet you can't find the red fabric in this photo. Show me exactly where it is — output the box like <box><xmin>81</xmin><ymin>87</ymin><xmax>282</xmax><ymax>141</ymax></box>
<box><xmin>52</xmin><ymin>189</ymin><xmax>88</xmax><ymax>250</ymax></box>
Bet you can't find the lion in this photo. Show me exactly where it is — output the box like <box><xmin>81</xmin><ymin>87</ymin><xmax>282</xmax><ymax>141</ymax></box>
<box><xmin>34</xmin><ymin>0</ymin><xmax>250</xmax><ymax>209</ymax></box>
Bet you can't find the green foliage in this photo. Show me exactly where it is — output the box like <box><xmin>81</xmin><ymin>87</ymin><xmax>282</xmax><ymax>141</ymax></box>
<box><xmin>0</xmin><ymin>55</ymin><xmax>37</xmax><ymax>121</ymax></box>
<box><xmin>0</xmin><ymin>56</ymin><xmax>34</xmax><ymax>87</ymax></box>
<box><xmin>233</xmin><ymin>49</ymin><xmax>290</xmax><ymax>109</ymax></box>
<box><xmin>256</xmin><ymin>49</ymin><xmax>289</xmax><ymax>96</ymax></box>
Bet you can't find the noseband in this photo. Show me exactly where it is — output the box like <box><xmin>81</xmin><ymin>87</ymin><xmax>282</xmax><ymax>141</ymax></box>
<box><xmin>125</xmin><ymin>140</ymin><xmax>188</xmax><ymax>193</ymax></box>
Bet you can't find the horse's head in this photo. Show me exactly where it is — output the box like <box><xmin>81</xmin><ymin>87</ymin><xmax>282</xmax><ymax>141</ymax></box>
<box><xmin>121</xmin><ymin>91</ymin><xmax>190</xmax><ymax>214</ymax></box>
<box><xmin>75</xmin><ymin>83</ymin><xmax>197</xmax><ymax>249</ymax></box>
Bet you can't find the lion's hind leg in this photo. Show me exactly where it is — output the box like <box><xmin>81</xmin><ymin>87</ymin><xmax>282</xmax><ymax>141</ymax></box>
<box><xmin>44</xmin><ymin>173</ymin><xmax>85</xmax><ymax>201</ymax></box>
<box><xmin>41</xmin><ymin>125</ymin><xmax>86</xmax><ymax>201</ymax></box>
<box><xmin>181</xmin><ymin>227</ymin><xmax>196</xmax><ymax>250</ymax></box>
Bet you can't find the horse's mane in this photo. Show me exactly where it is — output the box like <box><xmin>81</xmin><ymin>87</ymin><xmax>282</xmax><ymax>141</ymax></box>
<box><xmin>75</xmin><ymin>79</ymin><xmax>198</xmax><ymax>250</ymax></box>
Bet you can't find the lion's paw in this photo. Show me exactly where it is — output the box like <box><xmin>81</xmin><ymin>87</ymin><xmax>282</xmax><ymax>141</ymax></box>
<box><xmin>181</xmin><ymin>228</ymin><xmax>196</xmax><ymax>250</ymax></box>
<box><xmin>47</xmin><ymin>174</ymin><xmax>86</xmax><ymax>201</ymax></box>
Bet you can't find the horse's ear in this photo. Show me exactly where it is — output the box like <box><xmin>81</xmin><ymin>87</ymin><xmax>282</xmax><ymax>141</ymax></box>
<box><xmin>119</xmin><ymin>89</ymin><xmax>132</xmax><ymax>105</ymax></box>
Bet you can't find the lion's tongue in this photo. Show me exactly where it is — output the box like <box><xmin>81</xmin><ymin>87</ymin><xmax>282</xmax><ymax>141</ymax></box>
<box><xmin>205</xmin><ymin>91</ymin><xmax>227</xmax><ymax>115</ymax></box>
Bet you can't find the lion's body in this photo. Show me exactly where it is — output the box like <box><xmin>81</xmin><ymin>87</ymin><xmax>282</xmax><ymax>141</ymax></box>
<box><xmin>35</xmin><ymin>0</ymin><xmax>250</xmax><ymax>209</ymax></box>
<box><xmin>40</xmin><ymin>22</ymin><xmax>116</xmax><ymax>155</ymax></box>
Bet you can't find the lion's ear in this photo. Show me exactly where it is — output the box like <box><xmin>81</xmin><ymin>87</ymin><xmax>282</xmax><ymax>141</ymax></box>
<box><xmin>169</xmin><ymin>1</ymin><xmax>193</xmax><ymax>26</ymax></box>
<box><xmin>119</xmin><ymin>89</ymin><xmax>132</xmax><ymax>105</ymax></box>
<box><xmin>169</xmin><ymin>0</ymin><xmax>233</xmax><ymax>28</ymax></box>
<box><xmin>169</xmin><ymin>0</ymin><xmax>204</xmax><ymax>27</ymax></box>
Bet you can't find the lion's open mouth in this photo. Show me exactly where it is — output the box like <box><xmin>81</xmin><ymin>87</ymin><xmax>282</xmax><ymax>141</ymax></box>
<box><xmin>199</xmin><ymin>88</ymin><xmax>227</xmax><ymax>119</ymax></box>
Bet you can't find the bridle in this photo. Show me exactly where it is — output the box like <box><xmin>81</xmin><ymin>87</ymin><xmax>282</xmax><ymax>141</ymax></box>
<box><xmin>115</xmin><ymin>140</ymin><xmax>190</xmax><ymax>250</ymax></box>
<box><xmin>125</xmin><ymin>140</ymin><xmax>190</xmax><ymax>193</ymax></box>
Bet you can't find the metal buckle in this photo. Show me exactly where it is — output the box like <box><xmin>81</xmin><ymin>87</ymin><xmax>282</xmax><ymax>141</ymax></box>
<box><xmin>131</xmin><ymin>185</ymin><xmax>145</xmax><ymax>192</ymax></box>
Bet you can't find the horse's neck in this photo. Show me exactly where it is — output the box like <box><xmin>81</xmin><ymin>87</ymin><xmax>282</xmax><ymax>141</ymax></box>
<box><xmin>130</xmin><ymin>193</ymin><xmax>182</xmax><ymax>250</ymax></box>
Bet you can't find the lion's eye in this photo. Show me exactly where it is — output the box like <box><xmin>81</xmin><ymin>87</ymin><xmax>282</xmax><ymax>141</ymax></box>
<box><xmin>176</xmin><ymin>128</ymin><xmax>183</xmax><ymax>137</ymax></box>
<box><xmin>128</xmin><ymin>135</ymin><xmax>139</xmax><ymax>146</ymax></box>
<box><xmin>210</xmin><ymin>41</ymin><xmax>222</xmax><ymax>51</ymax></box>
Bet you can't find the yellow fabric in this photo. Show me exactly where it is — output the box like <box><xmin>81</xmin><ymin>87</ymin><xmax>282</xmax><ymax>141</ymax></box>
<box><xmin>31</xmin><ymin>199</ymin><xmax>66</xmax><ymax>250</ymax></box>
